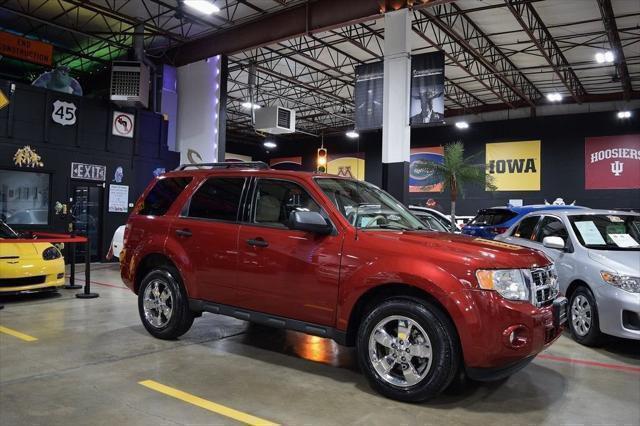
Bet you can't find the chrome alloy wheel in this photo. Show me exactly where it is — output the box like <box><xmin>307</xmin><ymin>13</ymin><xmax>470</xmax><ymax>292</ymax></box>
<box><xmin>368</xmin><ymin>315</ymin><xmax>433</xmax><ymax>387</ymax></box>
<box><xmin>571</xmin><ymin>294</ymin><xmax>592</xmax><ymax>337</ymax></box>
<box><xmin>143</xmin><ymin>279</ymin><xmax>173</xmax><ymax>328</ymax></box>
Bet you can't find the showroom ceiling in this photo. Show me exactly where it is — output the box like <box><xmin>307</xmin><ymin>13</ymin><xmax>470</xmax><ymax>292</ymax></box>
<box><xmin>1</xmin><ymin>0</ymin><xmax>638</xmax><ymax>137</ymax></box>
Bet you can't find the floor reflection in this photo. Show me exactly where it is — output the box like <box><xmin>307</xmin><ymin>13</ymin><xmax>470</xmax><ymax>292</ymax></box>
<box><xmin>240</xmin><ymin>323</ymin><xmax>358</xmax><ymax>370</ymax></box>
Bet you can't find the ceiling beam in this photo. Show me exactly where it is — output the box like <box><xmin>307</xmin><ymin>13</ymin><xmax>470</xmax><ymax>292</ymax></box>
<box><xmin>170</xmin><ymin>0</ymin><xmax>451</xmax><ymax>65</ymax></box>
<box><xmin>505</xmin><ymin>0</ymin><xmax>586</xmax><ymax>103</ymax></box>
<box><xmin>596</xmin><ymin>0</ymin><xmax>633</xmax><ymax>101</ymax></box>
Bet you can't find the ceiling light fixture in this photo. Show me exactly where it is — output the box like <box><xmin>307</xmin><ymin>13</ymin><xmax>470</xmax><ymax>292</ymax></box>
<box><xmin>455</xmin><ymin>121</ymin><xmax>469</xmax><ymax>129</ymax></box>
<box><xmin>346</xmin><ymin>130</ymin><xmax>359</xmax><ymax>139</ymax></box>
<box><xmin>546</xmin><ymin>92</ymin><xmax>563</xmax><ymax>102</ymax></box>
<box><xmin>617</xmin><ymin>110</ymin><xmax>631</xmax><ymax>119</ymax></box>
<box><xmin>595</xmin><ymin>51</ymin><xmax>615</xmax><ymax>64</ymax></box>
<box><xmin>263</xmin><ymin>141</ymin><xmax>277</xmax><ymax>149</ymax></box>
<box><xmin>241</xmin><ymin>101</ymin><xmax>261</xmax><ymax>110</ymax></box>
<box><xmin>184</xmin><ymin>0</ymin><xmax>220</xmax><ymax>14</ymax></box>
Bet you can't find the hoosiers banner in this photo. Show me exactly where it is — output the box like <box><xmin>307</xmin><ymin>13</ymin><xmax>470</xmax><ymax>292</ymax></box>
<box><xmin>410</xmin><ymin>52</ymin><xmax>445</xmax><ymax>125</ymax></box>
<box><xmin>327</xmin><ymin>153</ymin><xmax>365</xmax><ymax>180</ymax></box>
<box><xmin>354</xmin><ymin>62</ymin><xmax>384</xmax><ymax>130</ymax></box>
<box><xmin>585</xmin><ymin>135</ymin><xmax>640</xmax><ymax>190</ymax></box>
<box><xmin>409</xmin><ymin>147</ymin><xmax>444</xmax><ymax>192</ymax></box>
<box><xmin>486</xmin><ymin>141</ymin><xmax>541</xmax><ymax>191</ymax></box>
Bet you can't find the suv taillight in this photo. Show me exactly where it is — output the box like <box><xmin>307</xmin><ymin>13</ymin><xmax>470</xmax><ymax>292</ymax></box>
<box><xmin>123</xmin><ymin>224</ymin><xmax>130</xmax><ymax>246</ymax></box>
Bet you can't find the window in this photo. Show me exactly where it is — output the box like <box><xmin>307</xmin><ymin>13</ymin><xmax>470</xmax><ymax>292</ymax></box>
<box><xmin>253</xmin><ymin>179</ymin><xmax>323</xmax><ymax>228</ymax></box>
<box><xmin>535</xmin><ymin>216</ymin><xmax>568</xmax><ymax>242</ymax></box>
<box><xmin>187</xmin><ymin>178</ymin><xmax>245</xmax><ymax>221</ymax></box>
<box><xmin>413</xmin><ymin>212</ymin><xmax>448</xmax><ymax>232</ymax></box>
<box><xmin>512</xmin><ymin>215</ymin><xmax>540</xmax><ymax>240</ymax></box>
<box><xmin>138</xmin><ymin>177</ymin><xmax>192</xmax><ymax>216</ymax></box>
<box><xmin>0</xmin><ymin>169</ymin><xmax>50</xmax><ymax>225</ymax></box>
<box><xmin>469</xmin><ymin>209</ymin><xmax>518</xmax><ymax>226</ymax></box>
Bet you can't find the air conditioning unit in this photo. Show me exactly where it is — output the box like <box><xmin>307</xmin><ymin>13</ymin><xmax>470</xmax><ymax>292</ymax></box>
<box><xmin>110</xmin><ymin>61</ymin><xmax>150</xmax><ymax>108</ymax></box>
<box><xmin>254</xmin><ymin>106</ymin><xmax>295</xmax><ymax>134</ymax></box>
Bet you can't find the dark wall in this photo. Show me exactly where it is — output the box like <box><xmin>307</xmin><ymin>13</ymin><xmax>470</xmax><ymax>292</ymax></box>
<box><xmin>228</xmin><ymin>109</ymin><xmax>639</xmax><ymax>216</ymax></box>
<box><xmin>0</xmin><ymin>79</ymin><xmax>179</xmax><ymax>259</ymax></box>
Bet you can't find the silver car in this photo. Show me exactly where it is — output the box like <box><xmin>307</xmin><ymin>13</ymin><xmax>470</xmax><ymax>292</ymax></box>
<box><xmin>496</xmin><ymin>209</ymin><xmax>640</xmax><ymax>345</ymax></box>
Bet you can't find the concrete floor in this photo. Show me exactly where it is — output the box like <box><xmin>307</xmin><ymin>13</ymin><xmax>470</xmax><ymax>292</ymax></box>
<box><xmin>1</xmin><ymin>264</ymin><xmax>639</xmax><ymax>426</ymax></box>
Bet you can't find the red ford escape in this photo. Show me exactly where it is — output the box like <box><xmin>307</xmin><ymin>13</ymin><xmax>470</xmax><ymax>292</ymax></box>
<box><xmin>120</xmin><ymin>162</ymin><xmax>567</xmax><ymax>402</ymax></box>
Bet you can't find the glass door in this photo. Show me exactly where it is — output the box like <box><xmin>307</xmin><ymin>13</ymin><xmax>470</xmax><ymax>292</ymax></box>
<box><xmin>71</xmin><ymin>183</ymin><xmax>103</xmax><ymax>262</ymax></box>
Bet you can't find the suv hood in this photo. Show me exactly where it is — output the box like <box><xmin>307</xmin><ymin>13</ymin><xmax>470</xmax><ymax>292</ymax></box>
<box><xmin>587</xmin><ymin>250</ymin><xmax>640</xmax><ymax>276</ymax></box>
<box><xmin>364</xmin><ymin>230</ymin><xmax>550</xmax><ymax>269</ymax></box>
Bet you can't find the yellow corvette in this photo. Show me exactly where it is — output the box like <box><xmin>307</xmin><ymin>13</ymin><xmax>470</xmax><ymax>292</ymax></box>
<box><xmin>0</xmin><ymin>221</ymin><xmax>65</xmax><ymax>294</ymax></box>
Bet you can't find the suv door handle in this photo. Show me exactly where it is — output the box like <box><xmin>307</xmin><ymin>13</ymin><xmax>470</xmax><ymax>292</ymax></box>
<box><xmin>246</xmin><ymin>238</ymin><xmax>269</xmax><ymax>248</ymax></box>
<box><xmin>175</xmin><ymin>229</ymin><xmax>192</xmax><ymax>237</ymax></box>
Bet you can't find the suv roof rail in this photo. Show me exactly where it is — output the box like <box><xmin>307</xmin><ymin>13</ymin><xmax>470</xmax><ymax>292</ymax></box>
<box><xmin>176</xmin><ymin>161</ymin><xmax>270</xmax><ymax>171</ymax></box>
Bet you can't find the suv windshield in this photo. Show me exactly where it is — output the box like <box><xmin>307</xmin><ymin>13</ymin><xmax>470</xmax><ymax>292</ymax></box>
<box><xmin>469</xmin><ymin>208</ymin><xmax>518</xmax><ymax>226</ymax></box>
<box><xmin>315</xmin><ymin>178</ymin><xmax>425</xmax><ymax>231</ymax></box>
<box><xmin>0</xmin><ymin>221</ymin><xmax>19</xmax><ymax>239</ymax></box>
<box><xmin>569</xmin><ymin>214</ymin><xmax>640</xmax><ymax>251</ymax></box>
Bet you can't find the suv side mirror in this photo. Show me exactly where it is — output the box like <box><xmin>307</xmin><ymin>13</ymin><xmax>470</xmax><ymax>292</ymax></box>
<box><xmin>543</xmin><ymin>236</ymin><xmax>565</xmax><ymax>250</ymax></box>
<box><xmin>289</xmin><ymin>211</ymin><xmax>332</xmax><ymax>235</ymax></box>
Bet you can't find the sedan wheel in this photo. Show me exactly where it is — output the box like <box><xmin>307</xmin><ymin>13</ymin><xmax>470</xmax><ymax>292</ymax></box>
<box><xmin>571</xmin><ymin>294</ymin><xmax>592</xmax><ymax>337</ymax></box>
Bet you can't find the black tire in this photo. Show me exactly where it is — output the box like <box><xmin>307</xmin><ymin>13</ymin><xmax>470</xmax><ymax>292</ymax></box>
<box><xmin>138</xmin><ymin>266</ymin><xmax>194</xmax><ymax>340</ymax></box>
<box><xmin>568</xmin><ymin>286</ymin><xmax>603</xmax><ymax>346</ymax></box>
<box><xmin>356</xmin><ymin>297</ymin><xmax>461</xmax><ymax>402</ymax></box>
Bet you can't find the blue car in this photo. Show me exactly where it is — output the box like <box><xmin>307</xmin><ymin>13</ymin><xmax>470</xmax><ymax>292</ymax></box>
<box><xmin>462</xmin><ymin>205</ymin><xmax>587</xmax><ymax>239</ymax></box>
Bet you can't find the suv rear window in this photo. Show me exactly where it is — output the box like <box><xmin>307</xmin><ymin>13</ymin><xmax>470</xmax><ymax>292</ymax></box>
<box><xmin>139</xmin><ymin>177</ymin><xmax>192</xmax><ymax>216</ymax></box>
<box><xmin>469</xmin><ymin>209</ymin><xmax>518</xmax><ymax>226</ymax></box>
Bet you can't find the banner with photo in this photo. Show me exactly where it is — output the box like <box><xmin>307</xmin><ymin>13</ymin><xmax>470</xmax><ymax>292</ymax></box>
<box><xmin>410</xmin><ymin>52</ymin><xmax>445</xmax><ymax>126</ymax></box>
<box><xmin>354</xmin><ymin>61</ymin><xmax>384</xmax><ymax>130</ymax></box>
<box><xmin>585</xmin><ymin>134</ymin><xmax>640</xmax><ymax>190</ymax></box>
<box><xmin>270</xmin><ymin>156</ymin><xmax>303</xmax><ymax>171</ymax></box>
<box><xmin>409</xmin><ymin>147</ymin><xmax>445</xmax><ymax>193</ymax></box>
<box><xmin>327</xmin><ymin>153</ymin><xmax>365</xmax><ymax>180</ymax></box>
<box><xmin>486</xmin><ymin>141</ymin><xmax>541</xmax><ymax>191</ymax></box>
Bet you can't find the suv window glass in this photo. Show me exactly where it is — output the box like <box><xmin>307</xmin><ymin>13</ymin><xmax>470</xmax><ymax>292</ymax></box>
<box><xmin>535</xmin><ymin>216</ymin><xmax>568</xmax><ymax>242</ymax></box>
<box><xmin>253</xmin><ymin>179</ymin><xmax>323</xmax><ymax>228</ymax></box>
<box><xmin>469</xmin><ymin>209</ymin><xmax>518</xmax><ymax>226</ymax></box>
<box><xmin>138</xmin><ymin>177</ymin><xmax>192</xmax><ymax>216</ymax></box>
<box><xmin>187</xmin><ymin>178</ymin><xmax>245</xmax><ymax>221</ymax></box>
<box><xmin>512</xmin><ymin>216</ymin><xmax>540</xmax><ymax>239</ymax></box>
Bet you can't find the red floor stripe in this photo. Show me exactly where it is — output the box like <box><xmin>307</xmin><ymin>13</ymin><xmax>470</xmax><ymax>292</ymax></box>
<box><xmin>537</xmin><ymin>353</ymin><xmax>640</xmax><ymax>373</ymax></box>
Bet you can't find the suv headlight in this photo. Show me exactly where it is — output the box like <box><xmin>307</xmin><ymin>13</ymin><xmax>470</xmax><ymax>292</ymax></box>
<box><xmin>601</xmin><ymin>271</ymin><xmax>640</xmax><ymax>293</ymax></box>
<box><xmin>476</xmin><ymin>269</ymin><xmax>529</xmax><ymax>301</ymax></box>
<box><xmin>42</xmin><ymin>246</ymin><xmax>61</xmax><ymax>260</ymax></box>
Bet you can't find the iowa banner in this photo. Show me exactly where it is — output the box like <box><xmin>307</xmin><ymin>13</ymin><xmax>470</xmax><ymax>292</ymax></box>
<box><xmin>327</xmin><ymin>153</ymin><xmax>365</xmax><ymax>180</ymax></box>
<box><xmin>486</xmin><ymin>141</ymin><xmax>541</xmax><ymax>191</ymax></box>
<box><xmin>585</xmin><ymin>135</ymin><xmax>640</xmax><ymax>190</ymax></box>
<box><xmin>409</xmin><ymin>147</ymin><xmax>444</xmax><ymax>192</ymax></box>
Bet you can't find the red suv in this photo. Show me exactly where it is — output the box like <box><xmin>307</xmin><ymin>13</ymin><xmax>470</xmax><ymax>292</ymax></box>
<box><xmin>120</xmin><ymin>162</ymin><xmax>567</xmax><ymax>402</ymax></box>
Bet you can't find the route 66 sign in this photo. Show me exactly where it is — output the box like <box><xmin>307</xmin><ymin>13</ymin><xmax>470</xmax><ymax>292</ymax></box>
<box><xmin>52</xmin><ymin>100</ymin><xmax>77</xmax><ymax>126</ymax></box>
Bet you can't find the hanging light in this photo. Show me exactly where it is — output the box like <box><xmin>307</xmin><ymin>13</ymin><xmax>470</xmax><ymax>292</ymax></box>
<box><xmin>455</xmin><ymin>121</ymin><xmax>469</xmax><ymax>129</ymax></box>
<box><xmin>546</xmin><ymin>92</ymin><xmax>563</xmax><ymax>102</ymax></box>
<box><xmin>184</xmin><ymin>0</ymin><xmax>220</xmax><ymax>14</ymax></box>
<box><xmin>345</xmin><ymin>130</ymin><xmax>359</xmax><ymax>139</ymax></box>
<box><xmin>595</xmin><ymin>51</ymin><xmax>615</xmax><ymax>63</ymax></box>
<box><xmin>263</xmin><ymin>141</ymin><xmax>277</xmax><ymax>149</ymax></box>
<box><xmin>617</xmin><ymin>111</ymin><xmax>631</xmax><ymax>119</ymax></box>
<box><xmin>241</xmin><ymin>101</ymin><xmax>261</xmax><ymax>110</ymax></box>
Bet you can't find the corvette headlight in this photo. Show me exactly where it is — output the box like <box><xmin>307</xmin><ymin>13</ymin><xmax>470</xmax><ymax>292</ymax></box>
<box><xmin>42</xmin><ymin>246</ymin><xmax>61</xmax><ymax>260</ymax></box>
<box><xmin>476</xmin><ymin>269</ymin><xmax>529</xmax><ymax>301</ymax></box>
<box><xmin>601</xmin><ymin>271</ymin><xmax>640</xmax><ymax>293</ymax></box>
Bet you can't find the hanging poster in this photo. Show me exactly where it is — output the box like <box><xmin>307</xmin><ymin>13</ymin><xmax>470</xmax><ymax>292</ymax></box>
<box><xmin>327</xmin><ymin>153</ymin><xmax>365</xmax><ymax>180</ymax></box>
<box><xmin>270</xmin><ymin>156</ymin><xmax>303</xmax><ymax>171</ymax></box>
<box><xmin>409</xmin><ymin>147</ymin><xmax>445</xmax><ymax>193</ymax></box>
<box><xmin>486</xmin><ymin>141</ymin><xmax>541</xmax><ymax>191</ymax></box>
<box><xmin>585</xmin><ymin>134</ymin><xmax>640</xmax><ymax>190</ymax></box>
<box><xmin>354</xmin><ymin>61</ymin><xmax>384</xmax><ymax>130</ymax></box>
<box><xmin>108</xmin><ymin>184</ymin><xmax>129</xmax><ymax>213</ymax></box>
<box><xmin>410</xmin><ymin>52</ymin><xmax>445</xmax><ymax>125</ymax></box>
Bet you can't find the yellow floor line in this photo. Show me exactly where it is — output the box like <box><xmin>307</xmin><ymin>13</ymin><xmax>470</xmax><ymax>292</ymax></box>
<box><xmin>0</xmin><ymin>325</ymin><xmax>38</xmax><ymax>342</ymax></box>
<box><xmin>139</xmin><ymin>380</ymin><xmax>279</xmax><ymax>426</ymax></box>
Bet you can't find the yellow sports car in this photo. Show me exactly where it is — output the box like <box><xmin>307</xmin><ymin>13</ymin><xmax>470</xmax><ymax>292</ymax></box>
<box><xmin>0</xmin><ymin>221</ymin><xmax>65</xmax><ymax>294</ymax></box>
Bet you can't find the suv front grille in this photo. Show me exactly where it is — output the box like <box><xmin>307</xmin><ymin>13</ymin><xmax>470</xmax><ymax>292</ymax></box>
<box><xmin>529</xmin><ymin>266</ymin><xmax>559</xmax><ymax>307</ymax></box>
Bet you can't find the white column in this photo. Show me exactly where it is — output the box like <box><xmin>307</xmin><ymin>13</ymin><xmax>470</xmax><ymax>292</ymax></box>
<box><xmin>381</xmin><ymin>8</ymin><xmax>411</xmax><ymax>202</ymax></box>
<box><xmin>176</xmin><ymin>56</ymin><xmax>222</xmax><ymax>164</ymax></box>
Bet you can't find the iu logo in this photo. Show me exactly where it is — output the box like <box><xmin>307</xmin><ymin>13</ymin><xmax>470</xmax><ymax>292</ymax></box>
<box><xmin>610</xmin><ymin>161</ymin><xmax>624</xmax><ymax>177</ymax></box>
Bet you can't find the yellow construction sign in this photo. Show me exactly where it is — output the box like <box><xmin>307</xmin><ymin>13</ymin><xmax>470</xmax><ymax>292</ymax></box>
<box><xmin>0</xmin><ymin>89</ymin><xmax>9</xmax><ymax>110</ymax></box>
